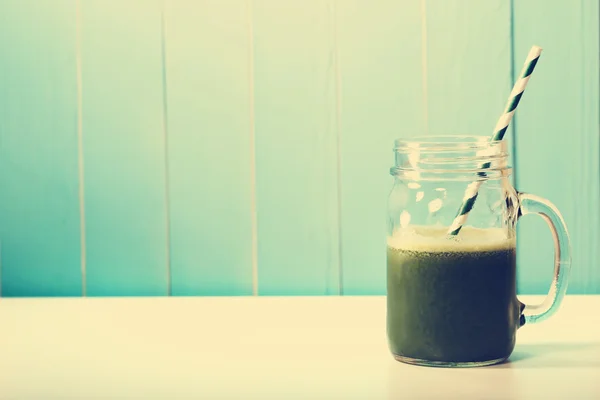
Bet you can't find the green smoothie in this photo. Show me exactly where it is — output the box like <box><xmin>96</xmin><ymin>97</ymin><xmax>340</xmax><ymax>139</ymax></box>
<box><xmin>386</xmin><ymin>226</ymin><xmax>522</xmax><ymax>364</ymax></box>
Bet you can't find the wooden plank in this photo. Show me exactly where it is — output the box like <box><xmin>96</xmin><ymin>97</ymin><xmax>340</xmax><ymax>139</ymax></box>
<box><xmin>164</xmin><ymin>0</ymin><xmax>254</xmax><ymax>295</ymax></box>
<box><xmin>0</xmin><ymin>0</ymin><xmax>82</xmax><ymax>296</ymax></box>
<box><xmin>513</xmin><ymin>0</ymin><xmax>600</xmax><ymax>294</ymax></box>
<box><xmin>337</xmin><ymin>0</ymin><xmax>424</xmax><ymax>294</ymax></box>
<box><xmin>425</xmin><ymin>0</ymin><xmax>513</xmax><ymax>139</ymax></box>
<box><xmin>253</xmin><ymin>0</ymin><xmax>340</xmax><ymax>295</ymax></box>
<box><xmin>80</xmin><ymin>0</ymin><xmax>168</xmax><ymax>295</ymax></box>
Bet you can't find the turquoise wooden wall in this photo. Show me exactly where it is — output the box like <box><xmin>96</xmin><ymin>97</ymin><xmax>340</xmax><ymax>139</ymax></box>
<box><xmin>0</xmin><ymin>0</ymin><xmax>598</xmax><ymax>296</ymax></box>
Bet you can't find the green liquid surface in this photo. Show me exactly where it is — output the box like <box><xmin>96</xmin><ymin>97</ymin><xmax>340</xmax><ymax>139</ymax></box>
<box><xmin>387</xmin><ymin>227</ymin><xmax>522</xmax><ymax>363</ymax></box>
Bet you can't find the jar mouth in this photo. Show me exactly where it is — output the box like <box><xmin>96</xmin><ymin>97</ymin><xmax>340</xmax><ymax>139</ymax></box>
<box><xmin>391</xmin><ymin>135</ymin><xmax>511</xmax><ymax>181</ymax></box>
<box><xmin>394</xmin><ymin>135</ymin><xmax>504</xmax><ymax>152</ymax></box>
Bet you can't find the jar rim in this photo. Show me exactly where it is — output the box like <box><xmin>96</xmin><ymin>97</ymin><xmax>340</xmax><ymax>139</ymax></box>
<box><xmin>391</xmin><ymin>135</ymin><xmax>510</xmax><ymax>181</ymax></box>
<box><xmin>394</xmin><ymin>135</ymin><xmax>505</xmax><ymax>152</ymax></box>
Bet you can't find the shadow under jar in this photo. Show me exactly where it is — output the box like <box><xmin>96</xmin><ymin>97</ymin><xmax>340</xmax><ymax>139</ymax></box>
<box><xmin>386</xmin><ymin>135</ymin><xmax>571</xmax><ymax>367</ymax></box>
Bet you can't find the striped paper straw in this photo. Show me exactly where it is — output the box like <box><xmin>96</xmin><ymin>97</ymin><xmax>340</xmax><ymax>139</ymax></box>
<box><xmin>447</xmin><ymin>45</ymin><xmax>542</xmax><ymax>236</ymax></box>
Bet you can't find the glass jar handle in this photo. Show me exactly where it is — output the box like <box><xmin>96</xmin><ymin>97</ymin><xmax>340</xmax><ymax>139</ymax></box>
<box><xmin>516</xmin><ymin>192</ymin><xmax>572</xmax><ymax>326</ymax></box>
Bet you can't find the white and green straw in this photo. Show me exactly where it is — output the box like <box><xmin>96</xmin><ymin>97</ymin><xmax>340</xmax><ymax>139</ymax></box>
<box><xmin>447</xmin><ymin>45</ymin><xmax>543</xmax><ymax>236</ymax></box>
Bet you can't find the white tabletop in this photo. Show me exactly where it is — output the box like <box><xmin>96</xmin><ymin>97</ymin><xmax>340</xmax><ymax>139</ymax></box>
<box><xmin>0</xmin><ymin>295</ymin><xmax>598</xmax><ymax>399</ymax></box>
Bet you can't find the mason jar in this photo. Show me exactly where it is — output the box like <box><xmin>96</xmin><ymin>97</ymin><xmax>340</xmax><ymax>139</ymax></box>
<box><xmin>386</xmin><ymin>135</ymin><xmax>571</xmax><ymax>367</ymax></box>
